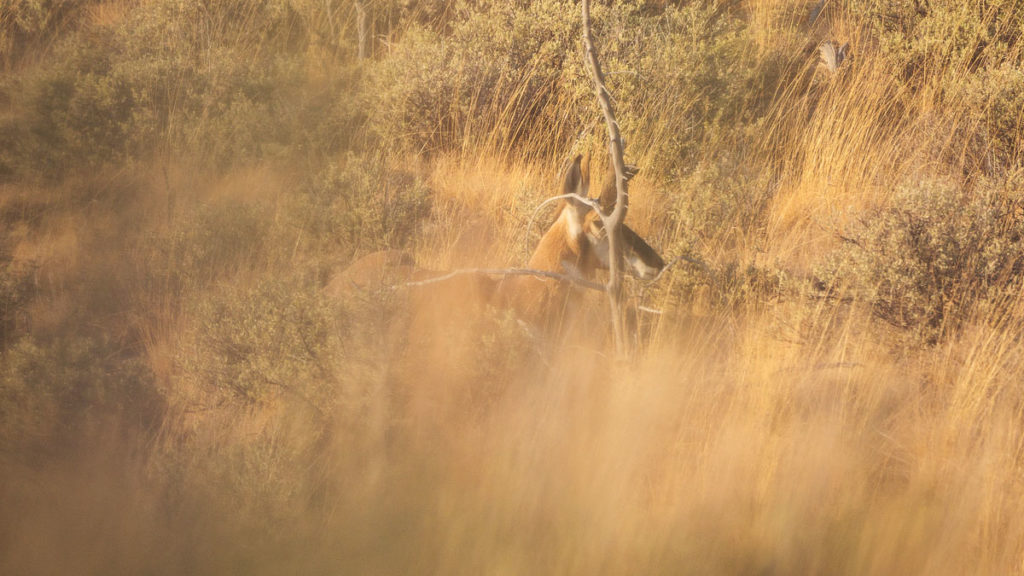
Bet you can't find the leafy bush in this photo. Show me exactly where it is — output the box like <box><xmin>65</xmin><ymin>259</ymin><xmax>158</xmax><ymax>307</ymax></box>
<box><xmin>291</xmin><ymin>155</ymin><xmax>432</xmax><ymax>261</ymax></box>
<box><xmin>622</xmin><ymin>2</ymin><xmax>766</xmax><ymax>175</ymax></box>
<box><xmin>0</xmin><ymin>0</ymin><xmax>99</xmax><ymax>66</ymax></box>
<box><xmin>818</xmin><ymin>179</ymin><xmax>1024</xmax><ymax>342</ymax></box>
<box><xmin>954</xmin><ymin>65</ymin><xmax>1024</xmax><ymax>173</ymax></box>
<box><xmin>367</xmin><ymin>1</ymin><xmax>761</xmax><ymax>172</ymax></box>
<box><xmin>1</xmin><ymin>0</ymin><xmax>363</xmax><ymax>179</ymax></box>
<box><xmin>666</xmin><ymin>156</ymin><xmax>775</xmax><ymax>249</ymax></box>
<box><xmin>847</xmin><ymin>0</ymin><xmax>1024</xmax><ymax>78</ymax></box>
<box><xmin>847</xmin><ymin>0</ymin><xmax>1024</xmax><ymax>176</ymax></box>
<box><xmin>0</xmin><ymin>258</ymin><xmax>33</xmax><ymax>350</ymax></box>
<box><xmin>0</xmin><ymin>333</ymin><xmax>159</xmax><ymax>451</ymax></box>
<box><xmin>368</xmin><ymin>2</ymin><xmax>579</xmax><ymax>158</ymax></box>
<box><xmin>14</xmin><ymin>32</ymin><xmax>134</xmax><ymax>177</ymax></box>
<box><xmin>180</xmin><ymin>277</ymin><xmax>340</xmax><ymax>411</ymax></box>
<box><xmin>3</xmin><ymin>0</ymin><xmax>775</xmax><ymax>181</ymax></box>
<box><xmin>115</xmin><ymin>0</ymin><xmax>306</xmax><ymax>166</ymax></box>
<box><xmin>134</xmin><ymin>201</ymin><xmax>277</xmax><ymax>310</ymax></box>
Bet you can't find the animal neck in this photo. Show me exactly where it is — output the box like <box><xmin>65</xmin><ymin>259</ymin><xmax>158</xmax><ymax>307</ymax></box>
<box><xmin>528</xmin><ymin>207</ymin><xmax>590</xmax><ymax>275</ymax></box>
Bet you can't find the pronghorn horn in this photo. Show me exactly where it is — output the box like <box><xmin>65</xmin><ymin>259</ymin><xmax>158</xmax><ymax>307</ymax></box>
<box><xmin>563</xmin><ymin>154</ymin><xmax>584</xmax><ymax>196</ymax></box>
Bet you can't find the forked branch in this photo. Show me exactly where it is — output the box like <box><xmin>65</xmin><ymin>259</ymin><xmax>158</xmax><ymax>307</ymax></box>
<box><xmin>582</xmin><ymin>0</ymin><xmax>631</xmax><ymax>355</ymax></box>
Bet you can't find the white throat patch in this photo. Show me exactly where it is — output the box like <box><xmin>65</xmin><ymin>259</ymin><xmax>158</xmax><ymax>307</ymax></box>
<box><xmin>562</xmin><ymin>207</ymin><xmax>584</xmax><ymax>240</ymax></box>
<box><xmin>628</xmin><ymin>252</ymin><xmax>660</xmax><ymax>280</ymax></box>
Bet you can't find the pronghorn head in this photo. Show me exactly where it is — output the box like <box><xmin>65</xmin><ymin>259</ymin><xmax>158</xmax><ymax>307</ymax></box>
<box><xmin>532</xmin><ymin>154</ymin><xmax>664</xmax><ymax>281</ymax></box>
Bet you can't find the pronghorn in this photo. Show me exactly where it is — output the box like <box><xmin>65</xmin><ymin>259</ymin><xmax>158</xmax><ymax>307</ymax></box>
<box><xmin>326</xmin><ymin>153</ymin><xmax>664</xmax><ymax>337</ymax></box>
<box><xmin>325</xmin><ymin>155</ymin><xmax>664</xmax><ymax>430</ymax></box>
<box><xmin>494</xmin><ymin>153</ymin><xmax>664</xmax><ymax>333</ymax></box>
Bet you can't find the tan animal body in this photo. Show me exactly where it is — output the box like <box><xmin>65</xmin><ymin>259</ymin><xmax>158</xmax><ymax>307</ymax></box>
<box><xmin>325</xmin><ymin>155</ymin><xmax>664</xmax><ymax>434</ymax></box>
<box><xmin>494</xmin><ymin>154</ymin><xmax>663</xmax><ymax>333</ymax></box>
<box><xmin>327</xmin><ymin>154</ymin><xmax>664</xmax><ymax>336</ymax></box>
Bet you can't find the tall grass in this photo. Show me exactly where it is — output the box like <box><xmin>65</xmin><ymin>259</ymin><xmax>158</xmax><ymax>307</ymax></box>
<box><xmin>2</xmin><ymin>0</ymin><xmax>1024</xmax><ymax>574</ymax></box>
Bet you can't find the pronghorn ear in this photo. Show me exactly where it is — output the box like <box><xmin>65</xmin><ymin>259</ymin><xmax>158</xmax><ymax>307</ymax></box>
<box><xmin>563</xmin><ymin>154</ymin><xmax>584</xmax><ymax>197</ymax></box>
<box><xmin>599</xmin><ymin>159</ymin><xmax>639</xmax><ymax>214</ymax></box>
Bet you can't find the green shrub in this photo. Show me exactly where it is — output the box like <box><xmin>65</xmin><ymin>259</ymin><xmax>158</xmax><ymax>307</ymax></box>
<box><xmin>666</xmin><ymin>156</ymin><xmax>774</xmax><ymax>249</ymax></box>
<box><xmin>817</xmin><ymin>179</ymin><xmax>1024</xmax><ymax>342</ymax></box>
<box><xmin>368</xmin><ymin>1</ymin><xmax>765</xmax><ymax>175</ymax></box>
<box><xmin>290</xmin><ymin>155</ymin><xmax>432</xmax><ymax>261</ymax></box>
<box><xmin>1</xmin><ymin>0</ymin><xmax>364</xmax><ymax>179</ymax></box>
<box><xmin>15</xmin><ymin>32</ymin><xmax>134</xmax><ymax>177</ymax></box>
<box><xmin>954</xmin><ymin>65</ymin><xmax>1024</xmax><ymax>173</ymax></box>
<box><xmin>367</xmin><ymin>2</ymin><xmax>581</xmax><ymax>158</ymax></box>
<box><xmin>622</xmin><ymin>2</ymin><xmax>765</xmax><ymax>175</ymax></box>
<box><xmin>0</xmin><ymin>333</ymin><xmax>159</xmax><ymax>451</ymax></box>
<box><xmin>115</xmin><ymin>0</ymin><xmax>306</xmax><ymax>166</ymax></box>
<box><xmin>137</xmin><ymin>201</ymin><xmax>276</xmax><ymax>306</ymax></box>
<box><xmin>0</xmin><ymin>258</ymin><xmax>33</xmax><ymax>350</ymax></box>
<box><xmin>3</xmin><ymin>0</ymin><xmax>774</xmax><ymax>180</ymax></box>
<box><xmin>0</xmin><ymin>0</ymin><xmax>99</xmax><ymax>66</ymax></box>
<box><xmin>847</xmin><ymin>0</ymin><xmax>1024</xmax><ymax>78</ymax></box>
<box><xmin>180</xmin><ymin>277</ymin><xmax>340</xmax><ymax>411</ymax></box>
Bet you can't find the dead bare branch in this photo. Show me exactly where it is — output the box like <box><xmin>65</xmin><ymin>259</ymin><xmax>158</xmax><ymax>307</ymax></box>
<box><xmin>647</xmin><ymin>252</ymin><xmax>715</xmax><ymax>286</ymax></box>
<box><xmin>582</xmin><ymin>0</ymin><xmax>631</xmax><ymax>355</ymax></box>
<box><xmin>400</xmin><ymin>267</ymin><xmax>607</xmax><ymax>293</ymax></box>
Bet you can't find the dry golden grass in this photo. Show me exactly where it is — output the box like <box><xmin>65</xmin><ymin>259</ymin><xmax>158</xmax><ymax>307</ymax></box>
<box><xmin>9</xmin><ymin>160</ymin><xmax>1024</xmax><ymax>575</ymax></box>
<box><xmin>2</xmin><ymin>1</ymin><xmax>1024</xmax><ymax>574</ymax></box>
